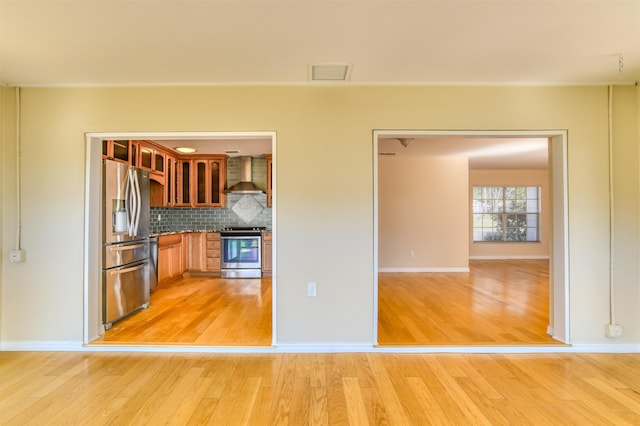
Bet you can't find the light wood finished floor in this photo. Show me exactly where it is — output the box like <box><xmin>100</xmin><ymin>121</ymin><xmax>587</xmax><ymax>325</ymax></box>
<box><xmin>378</xmin><ymin>259</ymin><xmax>561</xmax><ymax>345</ymax></box>
<box><xmin>95</xmin><ymin>260</ymin><xmax>557</xmax><ymax>347</ymax></box>
<box><xmin>93</xmin><ymin>276</ymin><xmax>272</xmax><ymax>346</ymax></box>
<box><xmin>2</xmin><ymin>351</ymin><xmax>640</xmax><ymax>425</ymax></box>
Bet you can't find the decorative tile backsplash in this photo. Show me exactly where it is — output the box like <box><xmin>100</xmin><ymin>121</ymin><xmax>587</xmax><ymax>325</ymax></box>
<box><xmin>232</xmin><ymin>194</ymin><xmax>264</xmax><ymax>223</ymax></box>
<box><xmin>150</xmin><ymin>193</ymin><xmax>272</xmax><ymax>234</ymax></box>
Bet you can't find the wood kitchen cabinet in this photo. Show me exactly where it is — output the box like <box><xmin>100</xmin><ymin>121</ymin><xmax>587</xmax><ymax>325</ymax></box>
<box><xmin>264</xmin><ymin>154</ymin><xmax>272</xmax><ymax>208</ymax></box>
<box><xmin>102</xmin><ymin>139</ymin><xmax>229</xmax><ymax>208</ymax></box>
<box><xmin>176</xmin><ymin>159</ymin><xmax>192</xmax><ymax>206</ymax></box>
<box><xmin>184</xmin><ymin>232</ymin><xmax>204</xmax><ymax>271</ymax></box>
<box><xmin>262</xmin><ymin>231</ymin><xmax>272</xmax><ymax>274</ymax></box>
<box><xmin>173</xmin><ymin>156</ymin><xmax>227</xmax><ymax>208</ymax></box>
<box><xmin>205</xmin><ymin>232</ymin><xmax>221</xmax><ymax>273</ymax></box>
<box><xmin>192</xmin><ymin>157</ymin><xmax>226</xmax><ymax>207</ymax></box>
<box><xmin>102</xmin><ymin>140</ymin><xmax>134</xmax><ymax>164</ymax></box>
<box><xmin>183</xmin><ymin>232</ymin><xmax>220</xmax><ymax>275</ymax></box>
<box><xmin>164</xmin><ymin>154</ymin><xmax>177</xmax><ymax>206</ymax></box>
<box><xmin>136</xmin><ymin>141</ymin><xmax>166</xmax><ymax>183</ymax></box>
<box><xmin>157</xmin><ymin>234</ymin><xmax>184</xmax><ymax>285</ymax></box>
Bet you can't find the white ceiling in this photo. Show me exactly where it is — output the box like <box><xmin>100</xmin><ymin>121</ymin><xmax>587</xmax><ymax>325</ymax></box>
<box><xmin>1</xmin><ymin>0</ymin><xmax>639</xmax><ymax>86</ymax></box>
<box><xmin>1</xmin><ymin>1</ymin><xmax>633</xmax><ymax>164</ymax></box>
<box><xmin>151</xmin><ymin>137</ymin><xmax>272</xmax><ymax>157</ymax></box>
<box><xmin>378</xmin><ymin>136</ymin><xmax>549</xmax><ymax>169</ymax></box>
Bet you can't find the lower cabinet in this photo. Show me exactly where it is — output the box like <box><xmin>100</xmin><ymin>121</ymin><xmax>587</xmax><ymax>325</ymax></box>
<box><xmin>174</xmin><ymin>231</ymin><xmax>266</xmax><ymax>275</ymax></box>
<box><xmin>157</xmin><ymin>233</ymin><xmax>184</xmax><ymax>285</ymax></box>
<box><xmin>182</xmin><ymin>232</ymin><xmax>220</xmax><ymax>275</ymax></box>
<box><xmin>185</xmin><ymin>232</ymin><xmax>204</xmax><ymax>271</ymax></box>
<box><xmin>262</xmin><ymin>231</ymin><xmax>272</xmax><ymax>274</ymax></box>
<box><xmin>205</xmin><ymin>233</ymin><xmax>221</xmax><ymax>273</ymax></box>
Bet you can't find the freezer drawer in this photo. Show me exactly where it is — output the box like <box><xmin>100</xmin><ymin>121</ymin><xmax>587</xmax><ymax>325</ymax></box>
<box><xmin>103</xmin><ymin>239</ymin><xmax>153</xmax><ymax>269</ymax></box>
<box><xmin>103</xmin><ymin>258</ymin><xmax>154</xmax><ymax>327</ymax></box>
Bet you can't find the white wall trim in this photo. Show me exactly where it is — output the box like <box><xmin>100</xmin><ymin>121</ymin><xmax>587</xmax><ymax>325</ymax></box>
<box><xmin>469</xmin><ymin>255</ymin><xmax>550</xmax><ymax>260</ymax></box>
<box><xmin>378</xmin><ymin>267</ymin><xmax>470</xmax><ymax>273</ymax></box>
<box><xmin>373</xmin><ymin>129</ymin><xmax>570</xmax><ymax>345</ymax></box>
<box><xmin>272</xmin><ymin>344</ymin><xmax>375</xmax><ymax>353</ymax></box>
<box><xmin>568</xmin><ymin>344</ymin><xmax>640</xmax><ymax>353</ymax></box>
<box><xmin>83</xmin><ymin>131</ymin><xmax>278</xmax><ymax>346</ymax></box>
<box><xmin>3</xmin><ymin>342</ymin><xmax>638</xmax><ymax>354</ymax></box>
<box><xmin>1</xmin><ymin>341</ymin><xmax>85</xmax><ymax>351</ymax></box>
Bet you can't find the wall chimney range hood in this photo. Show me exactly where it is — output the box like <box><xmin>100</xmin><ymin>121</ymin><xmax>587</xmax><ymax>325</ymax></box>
<box><xmin>225</xmin><ymin>156</ymin><xmax>265</xmax><ymax>194</ymax></box>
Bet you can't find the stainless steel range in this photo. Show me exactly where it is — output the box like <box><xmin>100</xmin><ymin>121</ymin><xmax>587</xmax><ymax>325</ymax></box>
<box><xmin>220</xmin><ymin>227</ymin><xmax>265</xmax><ymax>278</ymax></box>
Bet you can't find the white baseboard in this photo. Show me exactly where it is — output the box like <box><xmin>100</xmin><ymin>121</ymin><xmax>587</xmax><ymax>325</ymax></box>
<box><xmin>273</xmin><ymin>343</ymin><xmax>374</xmax><ymax>353</ymax></box>
<box><xmin>2</xmin><ymin>342</ymin><xmax>638</xmax><ymax>354</ymax></box>
<box><xmin>378</xmin><ymin>267</ymin><xmax>470</xmax><ymax>273</ymax></box>
<box><xmin>1</xmin><ymin>341</ymin><xmax>84</xmax><ymax>351</ymax></box>
<box><xmin>567</xmin><ymin>344</ymin><xmax>640</xmax><ymax>353</ymax></box>
<box><xmin>469</xmin><ymin>255</ymin><xmax>550</xmax><ymax>260</ymax></box>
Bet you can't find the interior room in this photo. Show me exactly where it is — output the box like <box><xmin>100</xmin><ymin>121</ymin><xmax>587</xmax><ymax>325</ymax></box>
<box><xmin>376</xmin><ymin>134</ymin><xmax>561</xmax><ymax>346</ymax></box>
<box><xmin>85</xmin><ymin>134</ymin><xmax>275</xmax><ymax>347</ymax></box>
<box><xmin>1</xmin><ymin>0</ymin><xmax>640</xmax><ymax>423</ymax></box>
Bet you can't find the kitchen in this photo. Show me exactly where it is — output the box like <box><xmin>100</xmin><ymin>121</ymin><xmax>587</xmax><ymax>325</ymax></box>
<box><xmin>95</xmin><ymin>135</ymin><xmax>274</xmax><ymax>346</ymax></box>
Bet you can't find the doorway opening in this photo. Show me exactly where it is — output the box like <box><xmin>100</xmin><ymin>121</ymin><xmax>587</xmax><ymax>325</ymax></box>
<box><xmin>373</xmin><ymin>130</ymin><xmax>569</xmax><ymax>346</ymax></box>
<box><xmin>83</xmin><ymin>131</ymin><xmax>277</xmax><ymax>347</ymax></box>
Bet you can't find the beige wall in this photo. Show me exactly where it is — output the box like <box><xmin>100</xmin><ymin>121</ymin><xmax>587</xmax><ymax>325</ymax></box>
<box><xmin>379</xmin><ymin>156</ymin><xmax>469</xmax><ymax>270</ymax></box>
<box><xmin>1</xmin><ymin>85</ymin><xmax>639</xmax><ymax>346</ymax></box>
<box><xmin>469</xmin><ymin>169</ymin><xmax>550</xmax><ymax>259</ymax></box>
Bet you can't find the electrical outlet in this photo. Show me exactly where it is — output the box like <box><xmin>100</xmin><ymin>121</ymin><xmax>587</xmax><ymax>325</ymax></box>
<box><xmin>9</xmin><ymin>250</ymin><xmax>25</xmax><ymax>263</ymax></box>
<box><xmin>157</xmin><ymin>214</ymin><xmax>161</xmax><ymax>221</ymax></box>
<box><xmin>605</xmin><ymin>324</ymin><xmax>623</xmax><ymax>338</ymax></box>
<box><xmin>307</xmin><ymin>282</ymin><xmax>317</xmax><ymax>297</ymax></box>
<box><xmin>409</xmin><ymin>250</ymin><xmax>415</xmax><ymax>258</ymax></box>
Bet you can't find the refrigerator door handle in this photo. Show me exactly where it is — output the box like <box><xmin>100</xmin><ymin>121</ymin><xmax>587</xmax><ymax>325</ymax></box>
<box><xmin>132</xmin><ymin>169</ymin><xmax>141</xmax><ymax>236</ymax></box>
<box><xmin>127</xmin><ymin>169</ymin><xmax>133</xmax><ymax>236</ymax></box>
<box><xmin>127</xmin><ymin>168</ymin><xmax>141</xmax><ymax>237</ymax></box>
<box><xmin>110</xmin><ymin>261</ymin><xmax>147</xmax><ymax>276</ymax></box>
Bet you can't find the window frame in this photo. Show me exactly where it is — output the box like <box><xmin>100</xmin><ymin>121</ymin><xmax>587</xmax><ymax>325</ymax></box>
<box><xmin>472</xmin><ymin>185</ymin><xmax>541</xmax><ymax>243</ymax></box>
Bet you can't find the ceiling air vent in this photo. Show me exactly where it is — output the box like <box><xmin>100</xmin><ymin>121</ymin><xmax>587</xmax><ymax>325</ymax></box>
<box><xmin>310</xmin><ymin>63</ymin><xmax>352</xmax><ymax>81</ymax></box>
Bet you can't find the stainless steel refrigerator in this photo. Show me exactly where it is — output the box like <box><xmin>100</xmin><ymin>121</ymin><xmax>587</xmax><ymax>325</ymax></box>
<box><xmin>102</xmin><ymin>159</ymin><xmax>157</xmax><ymax>329</ymax></box>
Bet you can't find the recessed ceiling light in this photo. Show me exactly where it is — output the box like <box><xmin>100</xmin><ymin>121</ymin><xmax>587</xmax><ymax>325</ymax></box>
<box><xmin>310</xmin><ymin>63</ymin><xmax>352</xmax><ymax>81</ymax></box>
<box><xmin>175</xmin><ymin>146</ymin><xmax>196</xmax><ymax>153</ymax></box>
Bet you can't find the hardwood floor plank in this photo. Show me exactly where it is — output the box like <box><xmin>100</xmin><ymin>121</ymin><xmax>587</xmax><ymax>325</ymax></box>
<box><xmin>309</xmin><ymin>385</ymin><xmax>330</xmax><ymax>426</ymax></box>
<box><xmin>343</xmin><ymin>377</ymin><xmax>371</xmax><ymax>426</ymax></box>
<box><xmin>93</xmin><ymin>276</ymin><xmax>272</xmax><ymax>346</ymax></box>
<box><xmin>2</xmin><ymin>352</ymin><xmax>640</xmax><ymax>425</ymax></box>
<box><xmin>379</xmin><ymin>259</ymin><xmax>561</xmax><ymax>345</ymax></box>
<box><xmin>95</xmin><ymin>260</ymin><xmax>556</xmax><ymax>348</ymax></box>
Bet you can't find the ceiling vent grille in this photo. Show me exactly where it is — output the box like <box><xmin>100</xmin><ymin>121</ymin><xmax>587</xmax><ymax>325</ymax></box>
<box><xmin>309</xmin><ymin>63</ymin><xmax>352</xmax><ymax>81</ymax></box>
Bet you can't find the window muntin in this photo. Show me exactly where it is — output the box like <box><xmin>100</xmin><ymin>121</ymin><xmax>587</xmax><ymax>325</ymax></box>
<box><xmin>473</xmin><ymin>186</ymin><xmax>540</xmax><ymax>242</ymax></box>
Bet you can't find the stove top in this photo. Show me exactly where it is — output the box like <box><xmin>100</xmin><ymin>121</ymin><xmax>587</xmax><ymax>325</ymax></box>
<box><xmin>220</xmin><ymin>226</ymin><xmax>267</xmax><ymax>232</ymax></box>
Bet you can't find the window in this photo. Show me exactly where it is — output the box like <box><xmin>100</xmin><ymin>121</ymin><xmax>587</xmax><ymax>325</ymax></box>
<box><xmin>472</xmin><ymin>186</ymin><xmax>540</xmax><ymax>242</ymax></box>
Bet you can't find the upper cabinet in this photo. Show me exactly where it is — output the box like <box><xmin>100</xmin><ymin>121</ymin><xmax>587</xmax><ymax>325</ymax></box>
<box><xmin>165</xmin><ymin>154</ymin><xmax>177</xmax><ymax>207</ymax></box>
<box><xmin>102</xmin><ymin>139</ymin><xmax>232</xmax><ymax>208</ymax></box>
<box><xmin>135</xmin><ymin>141</ymin><xmax>166</xmax><ymax>183</ymax></box>
<box><xmin>190</xmin><ymin>156</ymin><xmax>227</xmax><ymax>207</ymax></box>
<box><xmin>177</xmin><ymin>159</ymin><xmax>192</xmax><ymax>206</ymax></box>
<box><xmin>103</xmin><ymin>140</ymin><xmax>135</xmax><ymax>164</ymax></box>
<box><xmin>264</xmin><ymin>154</ymin><xmax>272</xmax><ymax>208</ymax></box>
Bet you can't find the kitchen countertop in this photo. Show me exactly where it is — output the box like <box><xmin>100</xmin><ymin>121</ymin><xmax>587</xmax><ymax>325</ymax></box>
<box><xmin>153</xmin><ymin>229</ymin><xmax>272</xmax><ymax>237</ymax></box>
<box><xmin>152</xmin><ymin>230</ymin><xmax>219</xmax><ymax>237</ymax></box>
